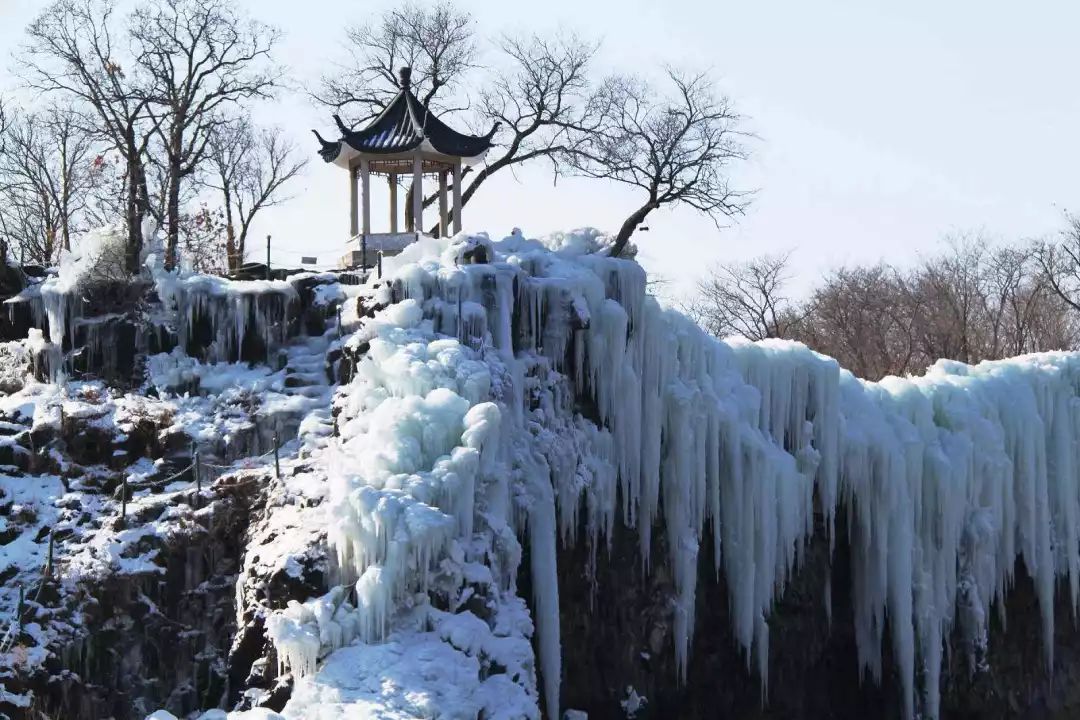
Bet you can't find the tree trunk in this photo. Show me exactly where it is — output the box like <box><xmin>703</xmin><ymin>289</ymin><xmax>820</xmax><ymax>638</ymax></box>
<box><xmin>237</xmin><ymin>224</ymin><xmax>247</xmax><ymax>271</ymax></box>
<box><xmin>60</xmin><ymin>145</ymin><xmax>71</xmax><ymax>253</ymax></box>
<box><xmin>123</xmin><ymin>133</ymin><xmax>145</xmax><ymax>274</ymax></box>
<box><xmin>164</xmin><ymin>163</ymin><xmax>181</xmax><ymax>270</ymax></box>
<box><xmin>612</xmin><ymin>201</ymin><xmax>657</xmax><ymax>258</ymax></box>
<box><xmin>223</xmin><ymin>186</ymin><xmax>237</xmax><ymax>271</ymax></box>
<box><xmin>164</xmin><ymin>123</ymin><xmax>184</xmax><ymax>271</ymax></box>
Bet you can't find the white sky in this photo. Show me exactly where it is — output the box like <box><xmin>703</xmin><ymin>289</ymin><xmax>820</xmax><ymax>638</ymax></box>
<box><xmin>2</xmin><ymin>0</ymin><xmax>1078</xmax><ymax>301</ymax></box>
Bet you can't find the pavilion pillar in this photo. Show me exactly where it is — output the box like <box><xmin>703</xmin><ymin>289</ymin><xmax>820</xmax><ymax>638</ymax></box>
<box><xmin>412</xmin><ymin>155</ymin><xmax>423</xmax><ymax>236</ymax></box>
<box><xmin>349</xmin><ymin>165</ymin><xmax>359</xmax><ymax>237</ymax></box>
<box><xmin>439</xmin><ymin>169</ymin><xmax>449</xmax><ymax>238</ymax></box>
<box><xmin>452</xmin><ymin>161</ymin><xmax>463</xmax><ymax>234</ymax></box>
<box><xmin>360</xmin><ymin>159</ymin><xmax>371</xmax><ymax>236</ymax></box>
<box><xmin>389</xmin><ymin>174</ymin><xmax>398</xmax><ymax>233</ymax></box>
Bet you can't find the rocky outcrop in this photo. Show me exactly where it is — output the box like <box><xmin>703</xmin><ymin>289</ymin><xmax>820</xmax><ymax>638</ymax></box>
<box><xmin>24</xmin><ymin>484</ymin><xmax>255</xmax><ymax>720</ymax></box>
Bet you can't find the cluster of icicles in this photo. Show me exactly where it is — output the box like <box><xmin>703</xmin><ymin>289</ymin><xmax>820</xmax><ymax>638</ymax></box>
<box><xmin>25</xmin><ymin>266</ymin><xmax>300</xmax><ymax>378</ymax></box>
<box><xmin>269</xmin><ymin>232</ymin><xmax>1080</xmax><ymax>720</ymax></box>
<box><xmin>160</xmin><ymin>275</ymin><xmax>299</xmax><ymax>363</ymax></box>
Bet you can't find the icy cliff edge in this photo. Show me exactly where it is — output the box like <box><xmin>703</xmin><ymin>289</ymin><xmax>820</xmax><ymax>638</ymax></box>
<box><xmin>263</xmin><ymin>228</ymin><xmax>1080</xmax><ymax>720</ymax></box>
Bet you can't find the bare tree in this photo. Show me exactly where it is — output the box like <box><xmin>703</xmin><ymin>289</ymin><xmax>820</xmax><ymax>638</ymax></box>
<box><xmin>314</xmin><ymin>2</ymin><xmax>476</xmax><ymax>120</ymax></box>
<box><xmin>979</xmin><ymin>243</ymin><xmax>1073</xmax><ymax>358</ymax></box>
<box><xmin>908</xmin><ymin>236</ymin><xmax>989</xmax><ymax>364</ymax></box>
<box><xmin>314</xmin><ymin>4</ymin><xmax>598</xmax><ymax>231</ymax></box>
<box><xmin>205</xmin><ymin>119</ymin><xmax>306</xmax><ymax>270</ymax></box>
<box><xmin>570</xmin><ymin>70</ymin><xmax>750</xmax><ymax>257</ymax></box>
<box><xmin>1038</xmin><ymin>213</ymin><xmax>1080</xmax><ymax>314</ymax></box>
<box><xmin>21</xmin><ymin>0</ymin><xmax>159</xmax><ymax>273</ymax></box>
<box><xmin>435</xmin><ymin>33</ymin><xmax>597</xmax><ymax>232</ymax></box>
<box><xmin>129</xmin><ymin>0</ymin><xmax>281</xmax><ymax>270</ymax></box>
<box><xmin>0</xmin><ymin>105</ymin><xmax>96</xmax><ymax>265</ymax></box>
<box><xmin>204</xmin><ymin>117</ymin><xmax>251</xmax><ymax>270</ymax></box>
<box><xmin>799</xmin><ymin>265</ymin><xmax>920</xmax><ymax>380</ymax></box>
<box><xmin>687</xmin><ymin>251</ymin><xmax>801</xmax><ymax>340</ymax></box>
<box><xmin>907</xmin><ymin>236</ymin><xmax>1072</xmax><ymax>365</ymax></box>
<box><xmin>0</xmin><ymin>99</ymin><xmax>11</xmax><ymax>266</ymax></box>
<box><xmin>690</xmin><ymin>236</ymin><xmax>1076</xmax><ymax>382</ymax></box>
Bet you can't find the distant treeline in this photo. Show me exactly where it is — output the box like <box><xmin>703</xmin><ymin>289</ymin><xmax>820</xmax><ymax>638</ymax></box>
<box><xmin>688</xmin><ymin>219</ymin><xmax>1080</xmax><ymax>379</ymax></box>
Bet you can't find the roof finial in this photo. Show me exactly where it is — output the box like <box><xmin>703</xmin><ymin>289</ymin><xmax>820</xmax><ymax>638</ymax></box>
<box><xmin>399</xmin><ymin>66</ymin><xmax>412</xmax><ymax>90</ymax></box>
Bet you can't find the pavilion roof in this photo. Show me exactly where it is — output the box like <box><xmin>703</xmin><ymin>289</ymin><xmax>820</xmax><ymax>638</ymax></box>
<box><xmin>312</xmin><ymin>67</ymin><xmax>497</xmax><ymax>167</ymax></box>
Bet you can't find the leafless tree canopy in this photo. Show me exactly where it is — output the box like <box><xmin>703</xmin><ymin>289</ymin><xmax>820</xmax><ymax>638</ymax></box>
<box><xmin>315</xmin><ymin>2</ymin><xmax>476</xmax><ymax>120</ymax></box>
<box><xmin>204</xmin><ymin>119</ymin><xmax>306</xmax><ymax>271</ymax></box>
<box><xmin>0</xmin><ymin>105</ymin><xmax>96</xmax><ymax>265</ymax></box>
<box><xmin>314</xmin><ymin>5</ymin><xmax>601</xmax><ymax>233</ymax></box>
<box><xmin>450</xmin><ymin>33</ymin><xmax>597</xmax><ymax>227</ymax></box>
<box><xmin>11</xmin><ymin>0</ymin><xmax>296</xmax><ymax>275</ymax></box>
<box><xmin>687</xmin><ymin>252</ymin><xmax>801</xmax><ymax>341</ymax></box>
<box><xmin>1038</xmin><ymin>213</ymin><xmax>1080</xmax><ymax>314</ymax></box>
<box><xmin>799</xmin><ymin>264</ymin><xmax>921</xmax><ymax>381</ymax></box>
<box><xmin>693</xmin><ymin>235</ymin><xmax>1080</xmax><ymax>380</ymax></box>
<box><xmin>569</xmin><ymin>70</ymin><xmax>751</xmax><ymax>257</ymax></box>
<box><xmin>130</xmin><ymin>0</ymin><xmax>281</xmax><ymax>269</ymax></box>
<box><xmin>20</xmin><ymin>0</ymin><xmax>159</xmax><ymax>271</ymax></box>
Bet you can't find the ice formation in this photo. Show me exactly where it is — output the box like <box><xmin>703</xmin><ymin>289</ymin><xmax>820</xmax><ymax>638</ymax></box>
<box><xmin>9</xmin><ymin>227</ymin><xmax>306</xmax><ymax>382</ymax></box>
<box><xmin>245</xmin><ymin>229</ymin><xmax>1080</xmax><ymax>720</ymax></box>
<box><xmin>156</xmin><ymin>273</ymin><xmax>300</xmax><ymax>363</ymax></box>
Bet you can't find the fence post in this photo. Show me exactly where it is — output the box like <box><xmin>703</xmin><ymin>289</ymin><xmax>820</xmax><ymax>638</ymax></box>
<box><xmin>273</xmin><ymin>431</ymin><xmax>281</xmax><ymax>479</ymax></box>
<box><xmin>45</xmin><ymin>530</ymin><xmax>54</xmax><ymax>579</ymax></box>
<box><xmin>193</xmin><ymin>447</ymin><xmax>201</xmax><ymax>510</ymax></box>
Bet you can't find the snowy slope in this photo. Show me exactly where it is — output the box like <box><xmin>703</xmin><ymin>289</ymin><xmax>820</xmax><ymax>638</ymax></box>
<box><xmin>233</xmin><ymin>229</ymin><xmax>1080</xmax><ymax>720</ymax></box>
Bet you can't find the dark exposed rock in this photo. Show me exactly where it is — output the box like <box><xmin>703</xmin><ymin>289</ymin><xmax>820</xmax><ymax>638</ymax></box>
<box><xmin>551</xmin><ymin>506</ymin><xmax>1080</xmax><ymax>720</ymax></box>
<box><xmin>27</xmin><ymin>490</ymin><xmax>254</xmax><ymax>720</ymax></box>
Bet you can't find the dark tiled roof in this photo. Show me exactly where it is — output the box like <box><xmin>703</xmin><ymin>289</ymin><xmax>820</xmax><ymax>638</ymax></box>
<box><xmin>312</xmin><ymin>77</ymin><xmax>497</xmax><ymax>163</ymax></box>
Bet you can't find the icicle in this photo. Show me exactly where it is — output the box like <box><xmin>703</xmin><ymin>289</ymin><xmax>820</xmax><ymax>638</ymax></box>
<box><xmin>525</xmin><ymin>450</ymin><xmax>561</xmax><ymax>719</ymax></box>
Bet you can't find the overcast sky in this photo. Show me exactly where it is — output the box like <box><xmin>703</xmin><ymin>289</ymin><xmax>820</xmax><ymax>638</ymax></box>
<box><xmin>2</xmin><ymin>0</ymin><xmax>1078</xmax><ymax>300</ymax></box>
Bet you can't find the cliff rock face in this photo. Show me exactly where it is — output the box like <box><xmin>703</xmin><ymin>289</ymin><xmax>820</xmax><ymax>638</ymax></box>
<box><xmin>555</xmin><ymin>512</ymin><xmax>1080</xmax><ymax>719</ymax></box>
<box><xmin>3</xmin><ymin>229</ymin><xmax>1080</xmax><ymax>720</ymax></box>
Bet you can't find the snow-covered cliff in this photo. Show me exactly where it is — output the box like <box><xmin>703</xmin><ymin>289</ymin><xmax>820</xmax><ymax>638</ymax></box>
<box><xmin>254</xmin><ymin>230</ymin><xmax>1080</xmax><ymax>720</ymax></box>
<box><xmin>3</xmin><ymin>227</ymin><xmax>1080</xmax><ymax>719</ymax></box>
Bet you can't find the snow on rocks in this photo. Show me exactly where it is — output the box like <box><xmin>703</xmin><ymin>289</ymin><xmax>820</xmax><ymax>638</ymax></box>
<box><xmin>261</xmin><ymin>228</ymin><xmax>1080</xmax><ymax>720</ymax></box>
<box><xmin>39</xmin><ymin>226</ymin><xmax>130</xmax><ymax>348</ymax></box>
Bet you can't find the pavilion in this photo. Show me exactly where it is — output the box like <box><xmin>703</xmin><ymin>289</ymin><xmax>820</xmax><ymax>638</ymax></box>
<box><xmin>312</xmin><ymin>67</ymin><xmax>498</xmax><ymax>270</ymax></box>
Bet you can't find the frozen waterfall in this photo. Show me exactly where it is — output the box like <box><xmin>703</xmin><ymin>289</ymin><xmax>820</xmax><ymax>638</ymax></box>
<box><xmin>266</xmin><ymin>229</ymin><xmax>1080</xmax><ymax>720</ymax></box>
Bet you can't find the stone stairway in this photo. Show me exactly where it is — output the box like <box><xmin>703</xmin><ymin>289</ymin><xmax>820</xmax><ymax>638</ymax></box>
<box><xmin>278</xmin><ymin>309</ymin><xmax>342</xmax><ymax>455</ymax></box>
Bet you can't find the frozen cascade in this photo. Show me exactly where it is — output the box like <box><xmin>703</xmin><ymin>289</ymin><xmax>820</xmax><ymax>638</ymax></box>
<box><xmin>13</xmin><ymin>227</ymin><xmax>304</xmax><ymax>381</ymax></box>
<box><xmin>265</xmin><ymin>229</ymin><xmax>1080</xmax><ymax>720</ymax></box>
<box><xmin>156</xmin><ymin>273</ymin><xmax>300</xmax><ymax>363</ymax></box>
